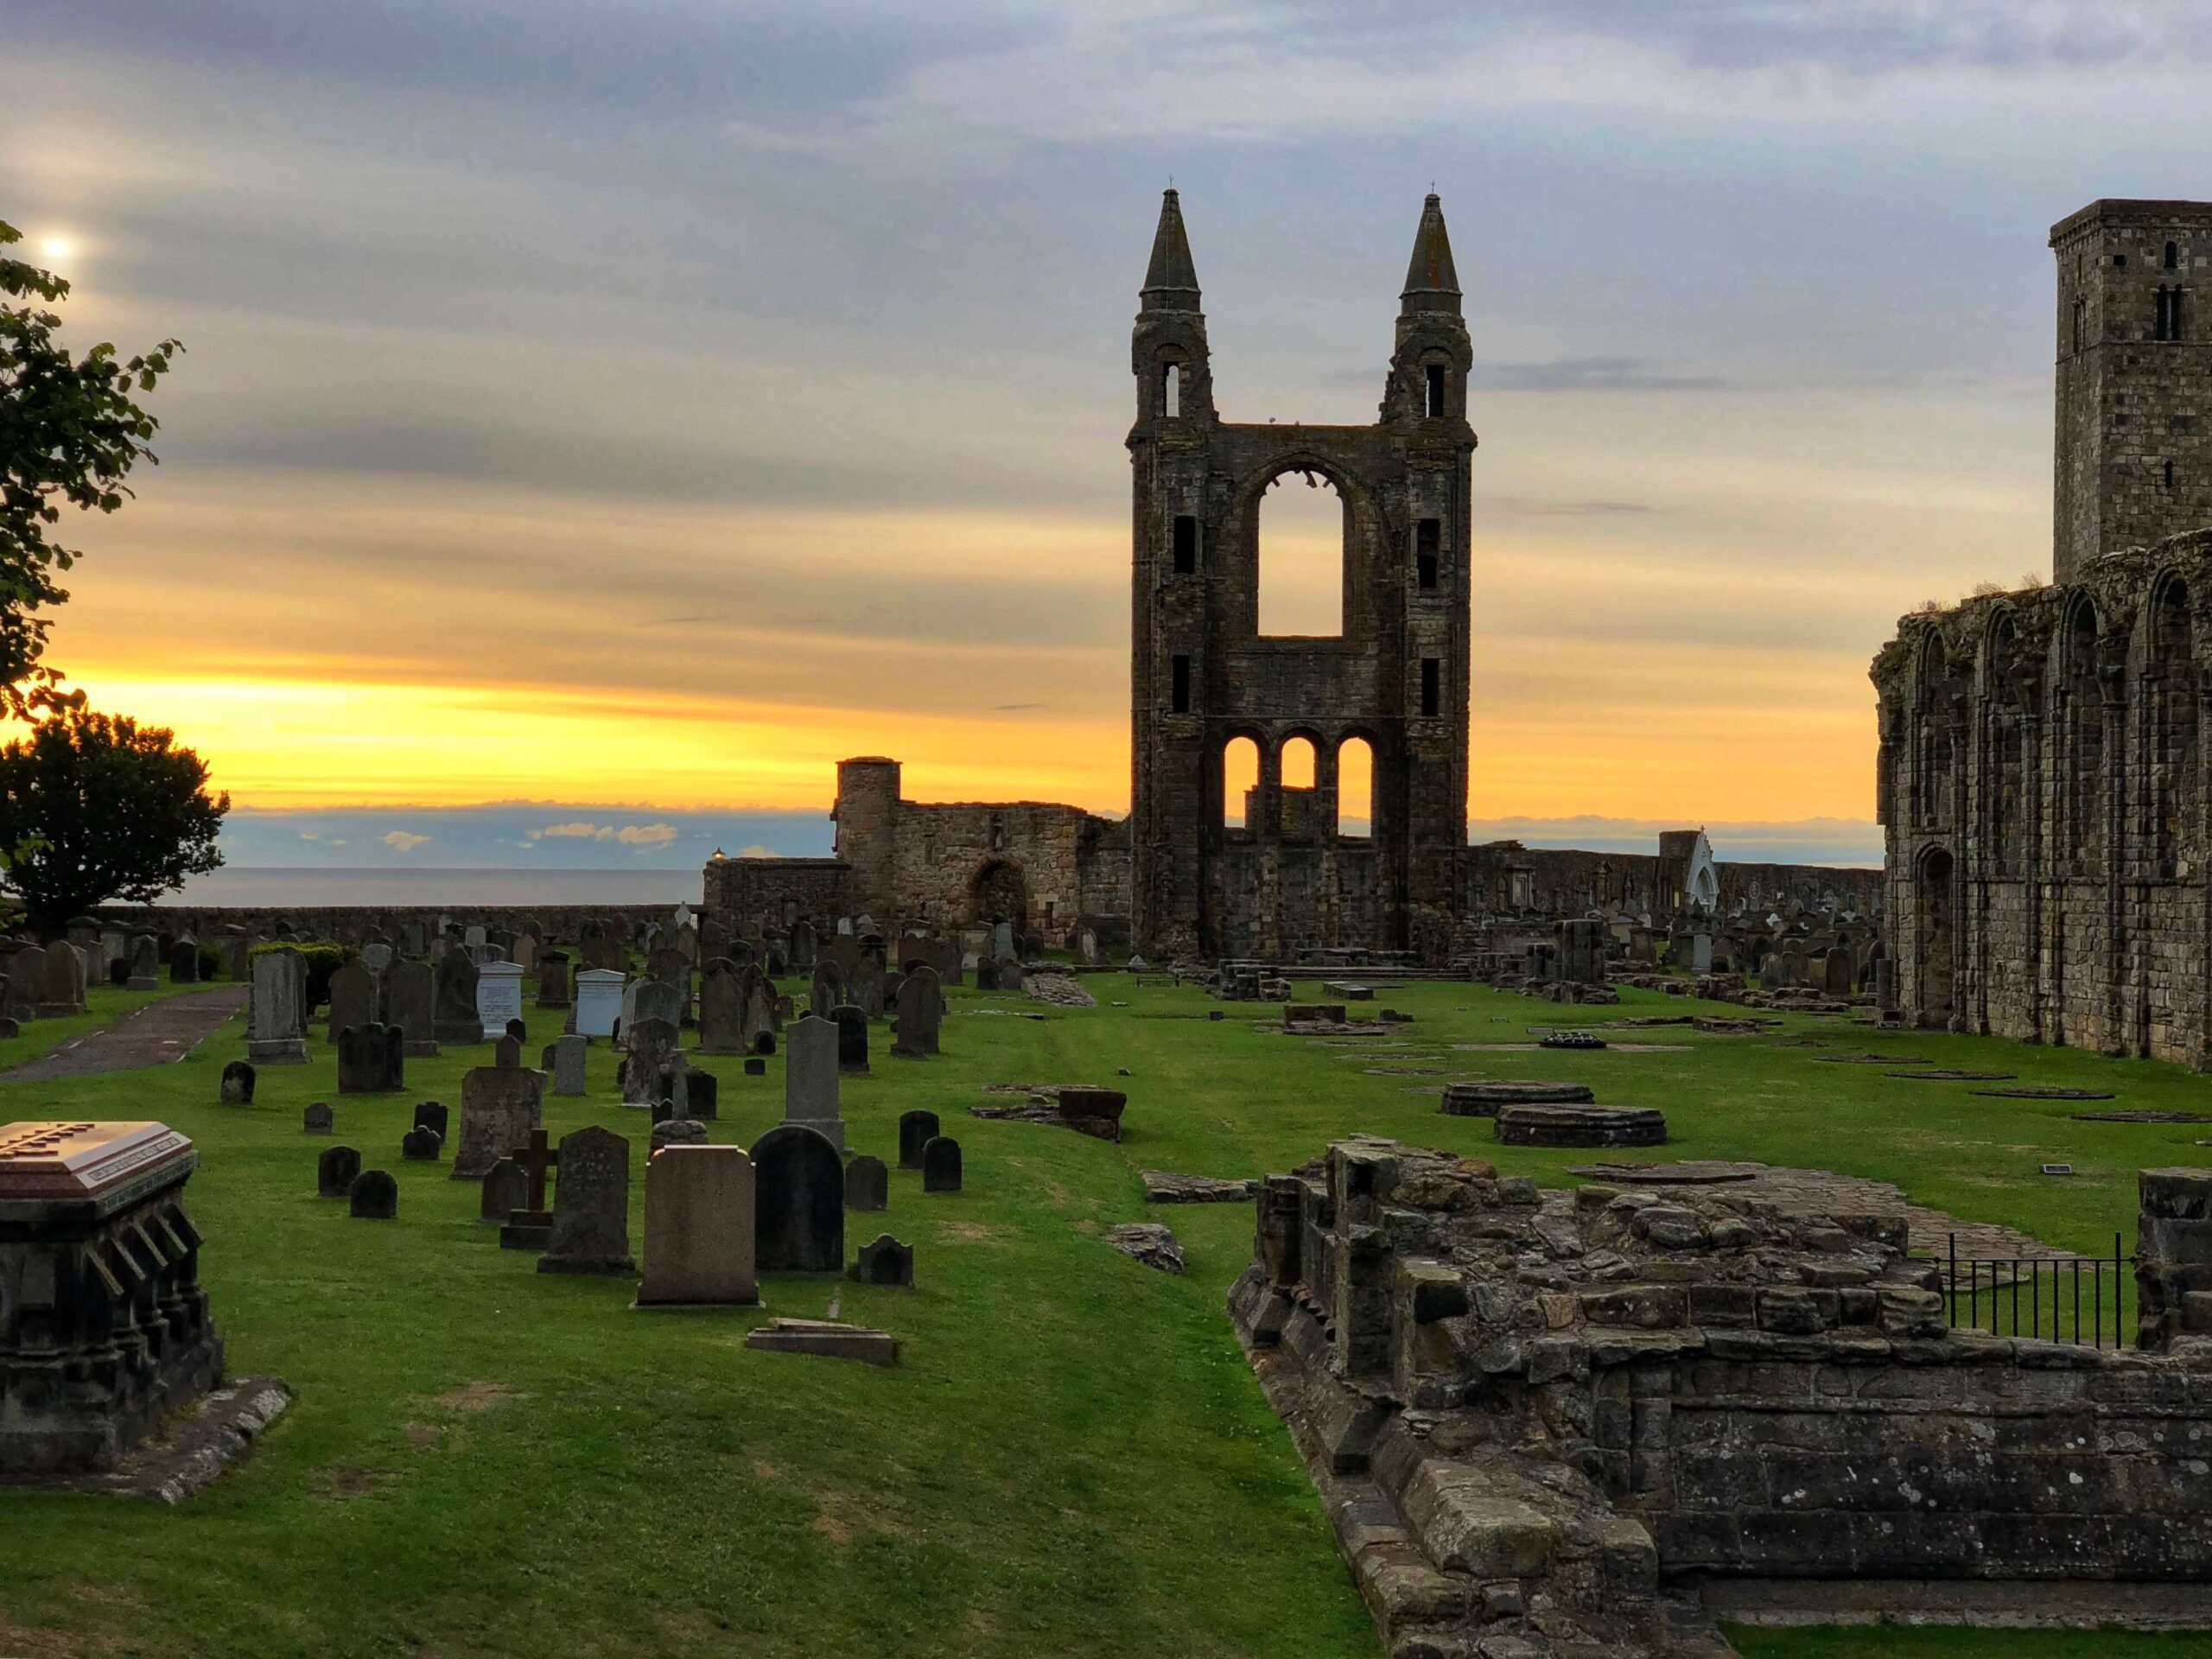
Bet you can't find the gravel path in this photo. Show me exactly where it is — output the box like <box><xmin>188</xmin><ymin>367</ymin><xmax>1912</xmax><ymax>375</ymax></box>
<box><xmin>0</xmin><ymin>986</ymin><xmax>248</xmax><ymax>1083</ymax></box>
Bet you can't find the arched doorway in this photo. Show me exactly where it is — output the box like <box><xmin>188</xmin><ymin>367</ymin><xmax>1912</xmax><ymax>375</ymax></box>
<box><xmin>968</xmin><ymin>860</ymin><xmax>1030</xmax><ymax>932</ymax></box>
<box><xmin>1916</xmin><ymin>845</ymin><xmax>1955</xmax><ymax>1030</ymax></box>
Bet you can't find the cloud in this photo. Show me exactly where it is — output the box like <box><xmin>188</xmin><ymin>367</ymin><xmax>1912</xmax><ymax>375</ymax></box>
<box><xmin>382</xmin><ymin>830</ymin><xmax>430</xmax><ymax>852</ymax></box>
<box><xmin>737</xmin><ymin>843</ymin><xmax>774</xmax><ymax>858</ymax></box>
<box><xmin>1483</xmin><ymin>498</ymin><xmax>1656</xmax><ymax>518</ymax></box>
<box><xmin>1469</xmin><ymin>358</ymin><xmax>1728</xmax><ymax>394</ymax></box>
<box><xmin>529</xmin><ymin>821</ymin><xmax>679</xmax><ymax>846</ymax></box>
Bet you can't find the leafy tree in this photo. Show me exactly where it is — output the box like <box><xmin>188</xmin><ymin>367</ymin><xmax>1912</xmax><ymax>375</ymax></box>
<box><xmin>0</xmin><ymin>709</ymin><xmax>227</xmax><ymax>934</ymax></box>
<box><xmin>0</xmin><ymin>221</ymin><xmax>181</xmax><ymax>718</ymax></box>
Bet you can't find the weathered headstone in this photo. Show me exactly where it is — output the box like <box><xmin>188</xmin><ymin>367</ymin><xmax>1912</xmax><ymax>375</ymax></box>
<box><xmin>317</xmin><ymin>1144</ymin><xmax>360</xmax><ymax>1196</ymax></box>
<box><xmin>786</xmin><ymin>919</ymin><xmax>816</xmax><ymax>973</ymax></box>
<box><xmin>169</xmin><ymin>936</ymin><xmax>200</xmax><ymax>984</ymax></box>
<box><xmin>621</xmin><ymin>1017</ymin><xmax>682</xmax><ymax>1107</ymax></box>
<box><xmin>384</xmin><ymin>959</ymin><xmax>438</xmax><ymax>1057</ymax></box>
<box><xmin>480</xmin><ymin>1157</ymin><xmax>526</xmax><ymax>1224</ymax></box>
<box><xmin>845</xmin><ymin>1154</ymin><xmax>887</xmax><ymax>1211</ymax></box>
<box><xmin>898</xmin><ymin>1109</ymin><xmax>940</xmax><ymax>1171</ymax></box>
<box><xmin>782</xmin><ymin>1015</ymin><xmax>844</xmax><ymax>1150</ymax></box>
<box><xmin>35</xmin><ymin>942</ymin><xmax>84</xmax><ymax>1018</ymax></box>
<box><xmin>402</xmin><ymin>1124</ymin><xmax>443</xmax><ymax>1161</ymax></box>
<box><xmin>413</xmin><ymin>1102</ymin><xmax>448</xmax><ymax>1140</ymax></box>
<box><xmin>537</xmin><ymin>1125</ymin><xmax>636</xmax><ymax>1275</ymax></box>
<box><xmin>751</xmin><ymin>1122</ymin><xmax>843</xmax><ymax>1273</ymax></box>
<box><xmin>349</xmin><ymin>1169</ymin><xmax>397</xmax><ymax>1217</ymax></box>
<box><xmin>638</xmin><ymin>1145</ymin><xmax>760</xmax><ymax>1306</ymax></box>
<box><xmin>809</xmin><ymin>960</ymin><xmax>845</xmax><ymax>1019</ymax></box>
<box><xmin>126</xmin><ymin>934</ymin><xmax>160</xmax><ymax>990</ymax></box>
<box><xmin>891</xmin><ymin>965</ymin><xmax>942</xmax><ymax>1058</ymax></box>
<box><xmin>219</xmin><ymin>1059</ymin><xmax>256</xmax><ymax>1105</ymax></box>
<box><xmin>453</xmin><ymin>1056</ymin><xmax>545</xmax><ymax>1179</ymax></box>
<box><xmin>433</xmin><ymin>949</ymin><xmax>482</xmax><ymax>1046</ymax></box>
<box><xmin>247</xmin><ymin>949</ymin><xmax>308</xmax><ymax>1063</ymax></box>
<box><xmin>302</xmin><ymin>1101</ymin><xmax>334</xmax><ymax>1135</ymax></box>
<box><xmin>849</xmin><ymin>1233</ymin><xmax>913</xmax><ymax>1287</ymax></box>
<box><xmin>683</xmin><ymin>1069</ymin><xmax>719</xmax><ymax>1122</ymax></box>
<box><xmin>696</xmin><ymin>959</ymin><xmax>745</xmax><ymax>1054</ymax></box>
<box><xmin>336</xmin><ymin>1023</ymin><xmax>405</xmax><ymax>1093</ymax></box>
<box><xmin>361</xmin><ymin>941</ymin><xmax>394</xmax><ymax>976</ymax></box>
<box><xmin>831</xmin><ymin>1005</ymin><xmax>868</xmax><ymax>1075</ymax></box>
<box><xmin>544</xmin><ymin>1033</ymin><xmax>587</xmax><ymax>1096</ymax></box>
<box><xmin>921</xmin><ymin>1135</ymin><xmax>963</xmax><ymax>1193</ymax></box>
<box><xmin>325</xmin><ymin>960</ymin><xmax>378</xmax><ymax>1042</ymax></box>
<box><xmin>536</xmin><ymin>952</ymin><xmax>572</xmax><ymax>1009</ymax></box>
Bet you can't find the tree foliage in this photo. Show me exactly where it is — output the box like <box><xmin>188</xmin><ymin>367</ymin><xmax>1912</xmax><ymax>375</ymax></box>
<box><xmin>0</xmin><ymin>221</ymin><xmax>181</xmax><ymax>719</ymax></box>
<box><xmin>0</xmin><ymin>709</ymin><xmax>228</xmax><ymax>933</ymax></box>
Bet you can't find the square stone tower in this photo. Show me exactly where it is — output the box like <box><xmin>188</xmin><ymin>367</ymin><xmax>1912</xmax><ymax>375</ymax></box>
<box><xmin>2052</xmin><ymin>199</ymin><xmax>2212</xmax><ymax>582</ymax></box>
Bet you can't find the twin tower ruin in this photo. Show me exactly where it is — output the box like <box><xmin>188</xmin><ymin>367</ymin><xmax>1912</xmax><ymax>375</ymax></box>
<box><xmin>1877</xmin><ymin>200</ymin><xmax>2212</xmax><ymax>1065</ymax></box>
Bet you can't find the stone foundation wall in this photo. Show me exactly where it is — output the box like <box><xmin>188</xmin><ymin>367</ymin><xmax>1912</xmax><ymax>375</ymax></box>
<box><xmin>1231</xmin><ymin>1137</ymin><xmax>2212</xmax><ymax>1656</ymax></box>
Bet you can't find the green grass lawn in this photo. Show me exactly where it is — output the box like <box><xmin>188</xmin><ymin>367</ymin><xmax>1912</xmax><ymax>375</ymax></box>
<box><xmin>5</xmin><ymin>972</ymin><xmax>2212</xmax><ymax>1657</ymax></box>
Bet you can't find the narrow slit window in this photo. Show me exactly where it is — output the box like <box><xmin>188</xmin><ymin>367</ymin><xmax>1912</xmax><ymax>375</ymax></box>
<box><xmin>1421</xmin><ymin>658</ymin><xmax>1440</xmax><ymax>718</ymax></box>
<box><xmin>2071</xmin><ymin>296</ymin><xmax>2086</xmax><ymax>355</ymax></box>
<box><xmin>1171</xmin><ymin>653</ymin><xmax>1191</xmax><ymax>714</ymax></box>
<box><xmin>2165</xmin><ymin>459</ymin><xmax>2177</xmax><ymax>490</ymax></box>
<box><xmin>1162</xmin><ymin>362</ymin><xmax>1180</xmax><ymax>417</ymax></box>
<box><xmin>1172</xmin><ymin>514</ymin><xmax>1197</xmax><ymax>574</ymax></box>
<box><xmin>2176</xmin><ymin>288</ymin><xmax>2188</xmax><ymax>340</ymax></box>
<box><xmin>2157</xmin><ymin>289</ymin><xmax>2171</xmax><ymax>341</ymax></box>
<box><xmin>2167</xmin><ymin>241</ymin><xmax>2181</xmax><ymax>270</ymax></box>
<box><xmin>1416</xmin><ymin>518</ymin><xmax>1440</xmax><ymax>590</ymax></box>
<box><xmin>1424</xmin><ymin>364</ymin><xmax>1446</xmax><ymax>417</ymax></box>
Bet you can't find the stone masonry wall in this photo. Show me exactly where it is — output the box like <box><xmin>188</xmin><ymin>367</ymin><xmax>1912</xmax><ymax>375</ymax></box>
<box><xmin>1467</xmin><ymin>842</ymin><xmax>1883</xmax><ymax>923</ymax></box>
<box><xmin>1230</xmin><ymin>1137</ymin><xmax>2212</xmax><ymax>1657</ymax></box>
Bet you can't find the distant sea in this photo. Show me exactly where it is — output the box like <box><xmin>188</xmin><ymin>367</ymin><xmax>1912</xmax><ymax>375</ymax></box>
<box><xmin>163</xmin><ymin>868</ymin><xmax>702</xmax><ymax>907</ymax></box>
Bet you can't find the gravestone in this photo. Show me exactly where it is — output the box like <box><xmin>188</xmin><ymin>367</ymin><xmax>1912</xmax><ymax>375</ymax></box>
<box><xmin>247</xmin><ymin>949</ymin><xmax>308</xmax><ymax>1063</ymax></box>
<box><xmin>898</xmin><ymin>1110</ymin><xmax>940</xmax><ymax>1170</ymax></box>
<box><xmin>1072</xmin><ymin>925</ymin><xmax>1099</xmax><ymax>966</ymax></box>
<box><xmin>787</xmin><ymin>919</ymin><xmax>816</xmax><ymax>973</ymax></box>
<box><xmin>537</xmin><ymin>1125</ymin><xmax>636</xmax><ymax>1275</ymax></box>
<box><xmin>892</xmin><ymin>966</ymin><xmax>942</xmax><ymax>1058</ymax></box>
<box><xmin>477</xmin><ymin>961</ymin><xmax>525</xmax><ymax>1039</ymax></box>
<box><xmin>995</xmin><ymin>958</ymin><xmax>1024</xmax><ymax>994</ymax></box>
<box><xmin>495</xmin><ymin>1033</ymin><xmax>523</xmax><ymax>1068</ymax></box>
<box><xmin>683</xmin><ymin>1070</ymin><xmax>719</xmax><ymax>1122</ymax></box>
<box><xmin>575</xmin><ymin>969</ymin><xmax>624</xmax><ymax>1039</ymax></box>
<box><xmin>402</xmin><ymin>1125</ymin><xmax>443</xmax><ymax>1161</ymax></box>
<box><xmin>638</xmin><ymin>1145</ymin><xmax>760</xmax><ymax>1306</ymax></box>
<box><xmin>696</xmin><ymin>959</ymin><xmax>744</xmax><ymax>1054</ymax></box>
<box><xmin>622</xmin><ymin>1017</ymin><xmax>682</xmax><ymax>1108</ymax></box>
<box><xmin>35</xmin><ymin>942</ymin><xmax>85</xmax><ymax>1018</ymax></box>
<box><xmin>433</xmin><ymin>949</ymin><xmax>482</xmax><ymax>1046</ymax></box>
<box><xmin>303</xmin><ymin>1101</ymin><xmax>334</xmax><ymax>1135</ymax></box>
<box><xmin>743</xmin><ymin>1057</ymin><xmax>766</xmax><ymax>1077</ymax></box>
<box><xmin>480</xmin><ymin>1157</ymin><xmax>526</xmax><ymax>1224</ymax></box>
<box><xmin>845</xmin><ymin>1154</ymin><xmax>887</xmax><ymax>1211</ymax></box>
<box><xmin>544</xmin><ymin>1033</ymin><xmax>587</xmax><ymax>1096</ymax></box>
<box><xmin>349</xmin><ymin>1169</ymin><xmax>397</xmax><ymax>1218</ymax></box>
<box><xmin>499</xmin><ymin>1128</ymin><xmax>558</xmax><ymax>1250</ymax></box>
<box><xmin>809</xmin><ymin>961</ymin><xmax>845</xmax><ymax>1019</ymax></box>
<box><xmin>974</xmin><ymin>958</ymin><xmax>1000</xmax><ymax>992</ymax></box>
<box><xmin>849</xmin><ymin>1234</ymin><xmax>913</xmax><ymax>1288</ymax></box>
<box><xmin>317</xmin><ymin>1145</ymin><xmax>360</xmax><ymax>1197</ymax></box>
<box><xmin>361</xmin><ymin>941</ymin><xmax>394</xmax><ymax>976</ymax></box>
<box><xmin>847</xmin><ymin>936</ymin><xmax>887</xmax><ymax>1020</ymax></box>
<box><xmin>782</xmin><ymin>1015</ymin><xmax>844</xmax><ymax>1150</ymax></box>
<box><xmin>1822</xmin><ymin>947</ymin><xmax>1854</xmax><ymax>998</ymax></box>
<box><xmin>384</xmin><ymin>959</ymin><xmax>438</xmax><ymax>1057</ymax></box>
<box><xmin>219</xmin><ymin>1059</ymin><xmax>256</xmax><ymax>1105</ymax></box>
<box><xmin>921</xmin><ymin>1136</ymin><xmax>963</xmax><ymax>1193</ymax></box>
<box><xmin>511</xmin><ymin>933</ymin><xmax>537</xmax><ymax>974</ymax></box>
<box><xmin>413</xmin><ymin>1102</ymin><xmax>448</xmax><ymax>1140</ymax></box>
<box><xmin>831</xmin><ymin>1005</ymin><xmax>868</xmax><ymax>1075</ymax></box>
<box><xmin>336</xmin><ymin>1023</ymin><xmax>404</xmax><ymax>1093</ymax></box>
<box><xmin>1692</xmin><ymin>932</ymin><xmax>1714</xmax><ymax>975</ymax></box>
<box><xmin>325</xmin><ymin>961</ymin><xmax>378</xmax><ymax>1043</ymax></box>
<box><xmin>536</xmin><ymin>952</ymin><xmax>572</xmax><ymax>1009</ymax></box>
<box><xmin>632</xmin><ymin>976</ymin><xmax>684</xmax><ymax>1032</ymax></box>
<box><xmin>736</xmin><ymin>963</ymin><xmax>778</xmax><ymax>1054</ymax></box>
<box><xmin>651</xmin><ymin>1117</ymin><xmax>707</xmax><ymax>1150</ymax></box>
<box><xmin>993</xmin><ymin>920</ymin><xmax>1014</xmax><ymax>959</ymax></box>
<box><xmin>453</xmin><ymin>1052</ymin><xmax>545</xmax><ymax>1179</ymax></box>
<box><xmin>169</xmin><ymin>936</ymin><xmax>200</xmax><ymax>984</ymax></box>
<box><xmin>751</xmin><ymin>1122</ymin><xmax>843</xmax><ymax>1273</ymax></box>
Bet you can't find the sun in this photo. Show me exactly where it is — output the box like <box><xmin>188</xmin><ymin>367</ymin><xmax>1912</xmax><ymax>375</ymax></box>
<box><xmin>40</xmin><ymin>238</ymin><xmax>72</xmax><ymax>260</ymax></box>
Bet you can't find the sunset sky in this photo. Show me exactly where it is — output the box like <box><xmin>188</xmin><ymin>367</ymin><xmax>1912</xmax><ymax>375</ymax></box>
<box><xmin>11</xmin><ymin>3</ymin><xmax>2211</xmax><ymax>869</ymax></box>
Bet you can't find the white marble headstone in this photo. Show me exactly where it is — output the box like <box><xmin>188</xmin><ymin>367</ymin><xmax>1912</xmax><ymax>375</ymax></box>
<box><xmin>575</xmin><ymin>969</ymin><xmax>625</xmax><ymax>1039</ymax></box>
<box><xmin>476</xmin><ymin>961</ymin><xmax>525</xmax><ymax>1039</ymax></box>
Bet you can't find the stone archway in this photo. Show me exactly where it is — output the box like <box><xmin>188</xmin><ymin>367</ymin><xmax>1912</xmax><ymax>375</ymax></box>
<box><xmin>968</xmin><ymin>860</ymin><xmax>1030</xmax><ymax>932</ymax></box>
<box><xmin>1916</xmin><ymin>844</ymin><xmax>1956</xmax><ymax>1030</ymax></box>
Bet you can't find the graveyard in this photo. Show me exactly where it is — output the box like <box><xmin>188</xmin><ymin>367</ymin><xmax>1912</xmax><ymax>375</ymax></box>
<box><xmin>8</xmin><ymin>960</ymin><xmax>2212</xmax><ymax>1658</ymax></box>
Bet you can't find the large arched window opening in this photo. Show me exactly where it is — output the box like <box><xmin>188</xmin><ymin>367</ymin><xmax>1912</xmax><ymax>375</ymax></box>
<box><xmin>1279</xmin><ymin>734</ymin><xmax>1319</xmax><ymax>842</ymax></box>
<box><xmin>1986</xmin><ymin>616</ymin><xmax>2027</xmax><ymax>877</ymax></box>
<box><xmin>2063</xmin><ymin>601</ymin><xmax>2105</xmax><ymax>869</ymax></box>
<box><xmin>1914</xmin><ymin>639</ymin><xmax>1955</xmax><ymax>829</ymax></box>
<box><xmin>1336</xmin><ymin>736</ymin><xmax>1373</xmax><ymax>839</ymax></box>
<box><xmin>2150</xmin><ymin>577</ymin><xmax>2196</xmax><ymax>879</ymax></box>
<box><xmin>1916</xmin><ymin>844</ymin><xmax>1956</xmax><ymax>1029</ymax></box>
<box><xmin>1257</xmin><ymin>469</ymin><xmax>1345</xmax><ymax>638</ymax></box>
<box><xmin>1222</xmin><ymin>736</ymin><xmax>1259</xmax><ymax>831</ymax></box>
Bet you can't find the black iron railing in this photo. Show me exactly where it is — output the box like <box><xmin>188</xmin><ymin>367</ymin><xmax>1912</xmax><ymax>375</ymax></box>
<box><xmin>1941</xmin><ymin>1234</ymin><xmax>2134</xmax><ymax>1349</ymax></box>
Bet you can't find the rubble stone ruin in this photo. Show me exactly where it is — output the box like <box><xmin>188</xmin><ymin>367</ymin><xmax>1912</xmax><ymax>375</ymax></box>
<box><xmin>1876</xmin><ymin>200</ymin><xmax>2212</xmax><ymax>1067</ymax></box>
<box><xmin>1232</xmin><ymin>1137</ymin><xmax>2212</xmax><ymax>1655</ymax></box>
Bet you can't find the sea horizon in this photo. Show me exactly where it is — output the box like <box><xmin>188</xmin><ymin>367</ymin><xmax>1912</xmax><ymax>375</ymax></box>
<box><xmin>157</xmin><ymin>867</ymin><xmax>705</xmax><ymax>907</ymax></box>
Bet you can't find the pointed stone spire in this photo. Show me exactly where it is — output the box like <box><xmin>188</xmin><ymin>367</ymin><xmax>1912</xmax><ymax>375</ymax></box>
<box><xmin>1400</xmin><ymin>192</ymin><xmax>1461</xmax><ymax>316</ymax></box>
<box><xmin>1141</xmin><ymin>188</ymin><xmax>1202</xmax><ymax>312</ymax></box>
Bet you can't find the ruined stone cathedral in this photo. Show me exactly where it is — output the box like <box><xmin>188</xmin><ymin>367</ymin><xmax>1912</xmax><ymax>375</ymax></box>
<box><xmin>1874</xmin><ymin>200</ymin><xmax>2212</xmax><ymax>1065</ymax></box>
<box><xmin>1127</xmin><ymin>188</ymin><xmax>1475</xmax><ymax>963</ymax></box>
